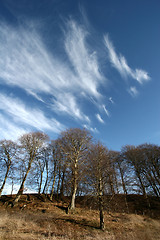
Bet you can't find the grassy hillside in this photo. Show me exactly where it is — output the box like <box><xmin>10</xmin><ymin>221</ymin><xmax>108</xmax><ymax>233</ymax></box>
<box><xmin>0</xmin><ymin>194</ymin><xmax>160</xmax><ymax>240</ymax></box>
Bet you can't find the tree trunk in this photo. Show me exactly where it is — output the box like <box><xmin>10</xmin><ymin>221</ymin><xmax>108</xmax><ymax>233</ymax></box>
<box><xmin>136</xmin><ymin>171</ymin><xmax>150</xmax><ymax>207</ymax></box>
<box><xmin>70</xmin><ymin>183</ymin><xmax>77</xmax><ymax>210</ymax></box>
<box><xmin>109</xmin><ymin>174</ymin><xmax>115</xmax><ymax>195</ymax></box>
<box><xmin>0</xmin><ymin>164</ymin><xmax>11</xmax><ymax>197</ymax></box>
<box><xmin>146</xmin><ymin>173</ymin><xmax>160</xmax><ymax>197</ymax></box>
<box><xmin>56</xmin><ymin>177</ymin><xmax>61</xmax><ymax>198</ymax></box>
<box><xmin>44</xmin><ymin>172</ymin><xmax>53</xmax><ymax>195</ymax></box>
<box><xmin>137</xmin><ymin>172</ymin><xmax>147</xmax><ymax>197</ymax></box>
<box><xmin>60</xmin><ymin>170</ymin><xmax>65</xmax><ymax>198</ymax></box>
<box><xmin>98</xmin><ymin>177</ymin><xmax>105</xmax><ymax>230</ymax></box>
<box><xmin>114</xmin><ymin>173</ymin><xmax>119</xmax><ymax>194</ymax></box>
<box><xmin>13</xmin><ymin>162</ymin><xmax>32</xmax><ymax>203</ymax></box>
<box><xmin>11</xmin><ymin>177</ymin><xmax>14</xmax><ymax>196</ymax></box>
<box><xmin>38</xmin><ymin>171</ymin><xmax>43</xmax><ymax>194</ymax></box>
<box><xmin>50</xmin><ymin>175</ymin><xmax>56</xmax><ymax>200</ymax></box>
<box><xmin>42</xmin><ymin>176</ymin><xmax>48</xmax><ymax>194</ymax></box>
<box><xmin>42</xmin><ymin>160</ymin><xmax>49</xmax><ymax>194</ymax></box>
<box><xmin>152</xmin><ymin>169</ymin><xmax>160</xmax><ymax>186</ymax></box>
<box><xmin>70</xmin><ymin>160</ymin><xmax>78</xmax><ymax>210</ymax></box>
<box><xmin>119</xmin><ymin>165</ymin><xmax>128</xmax><ymax>195</ymax></box>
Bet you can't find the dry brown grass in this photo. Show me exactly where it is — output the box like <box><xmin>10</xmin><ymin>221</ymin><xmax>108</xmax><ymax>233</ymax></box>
<box><xmin>0</xmin><ymin>206</ymin><xmax>160</xmax><ymax>239</ymax></box>
<box><xmin>0</xmin><ymin>194</ymin><xmax>160</xmax><ymax>240</ymax></box>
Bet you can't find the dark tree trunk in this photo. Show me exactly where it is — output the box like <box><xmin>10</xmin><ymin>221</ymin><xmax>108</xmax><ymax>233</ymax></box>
<box><xmin>0</xmin><ymin>164</ymin><xmax>11</xmax><ymax>197</ymax></box>
<box><xmin>50</xmin><ymin>175</ymin><xmax>56</xmax><ymax>200</ymax></box>
<box><xmin>38</xmin><ymin>171</ymin><xmax>43</xmax><ymax>194</ymax></box>
<box><xmin>13</xmin><ymin>162</ymin><xmax>32</xmax><ymax>203</ymax></box>
<box><xmin>60</xmin><ymin>170</ymin><xmax>65</xmax><ymax>198</ymax></box>
<box><xmin>98</xmin><ymin>178</ymin><xmax>105</xmax><ymax>230</ymax></box>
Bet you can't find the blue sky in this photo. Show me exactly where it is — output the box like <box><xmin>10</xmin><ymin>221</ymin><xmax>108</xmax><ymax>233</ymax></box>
<box><xmin>0</xmin><ymin>0</ymin><xmax>159</xmax><ymax>150</ymax></box>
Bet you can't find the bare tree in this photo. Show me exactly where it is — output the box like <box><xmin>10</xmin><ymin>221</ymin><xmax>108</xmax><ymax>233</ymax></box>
<box><xmin>116</xmin><ymin>152</ymin><xmax>128</xmax><ymax>195</ymax></box>
<box><xmin>55</xmin><ymin>141</ymin><xmax>68</xmax><ymax>199</ymax></box>
<box><xmin>105</xmin><ymin>150</ymin><xmax>119</xmax><ymax>195</ymax></box>
<box><xmin>87</xmin><ymin>142</ymin><xmax>109</xmax><ymax>230</ymax></box>
<box><xmin>13</xmin><ymin>132</ymin><xmax>49</xmax><ymax>203</ymax></box>
<box><xmin>33</xmin><ymin>147</ymin><xmax>47</xmax><ymax>194</ymax></box>
<box><xmin>122</xmin><ymin>145</ymin><xmax>148</xmax><ymax>197</ymax></box>
<box><xmin>49</xmin><ymin>140</ymin><xmax>61</xmax><ymax>200</ymax></box>
<box><xmin>121</xmin><ymin>144</ymin><xmax>160</xmax><ymax>198</ymax></box>
<box><xmin>136</xmin><ymin>144</ymin><xmax>160</xmax><ymax>197</ymax></box>
<box><xmin>0</xmin><ymin>140</ymin><xmax>17</xmax><ymax>197</ymax></box>
<box><xmin>42</xmin><ymin>147</ymin><xmax>50</xmax><ymax>195</ymax></box>
<box><xmin>58</xmin><ymin>128</ymin><xmax>92</xmax><ymax>209</ymax></box>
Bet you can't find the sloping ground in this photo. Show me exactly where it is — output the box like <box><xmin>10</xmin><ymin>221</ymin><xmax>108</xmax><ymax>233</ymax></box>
<box><xmin>0</xmin><ymin>194</ymin><xmax>160</xmax><ymax>240</ymax></box>
<box><xmin>76</xmin><ymin>194</ymin><xmax>160</xmax><ymax>219</ymax></box>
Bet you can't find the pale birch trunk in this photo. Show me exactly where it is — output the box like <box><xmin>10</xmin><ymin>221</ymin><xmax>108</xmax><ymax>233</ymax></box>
<box><xmin>70</xmin><ymin>159</ymin><xmax>78</xmax><ymax>210</ymax></box>
<box><xmin>70</xmin><ymin>181</ymin><xmax>77</xmax><ymax>209</ymax></box>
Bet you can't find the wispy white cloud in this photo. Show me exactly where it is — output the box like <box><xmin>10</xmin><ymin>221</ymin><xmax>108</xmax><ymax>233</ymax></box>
<box><xmin>0</xmin><ymin>93</ymin><xmax>65</xmax><ymax>134</ymax></box>
<box><xmin>0</xmin><ymin>21</ymin><xmax>106</xmax><ymax>124</ymax></box>
<box><xmin>27</xmin><ymin>90</ymin><xmax>45</xmax><ymax>103</ymax></box>
<box><xmin>0</xmin><ymin>114</ymin><xmax>28</xmax><ymax>140</ymax></box>
<box><xmin>96</xmin><ymin>113</ymin><xmax>105</xmax><ymax>123</ymax></box>
<box><xmin>65</xmin><ymin>20</ymin><xmax>105</xmax><ymax>98</ymax></box>
<box><xmin>109</xmin><ymin>97</ymin><xmax>114</xmax><ymax>104</ymax></box>
<box><xmin>128</xmin><ymin>86</ymin><xmax>139</xmax><ymax>97</ymax></box>
<box><xmin>83</xmin><ymin>124</ymin><xmax>99</xmax><ymax>133</ymax></box>
<box><xmin>104</xmin><ymin>35</ymin><xmax>150</xmax><ymax>84</ymax></box>
<box><xmin>52</xmin><ymin>92</ymin><xmax>90</xmax><ymax>122</ymax></box>
<box><xmin>0</xmin><ymin>22</ymin><xmax>75</xmax><ymax>94</ymax></box>
<box><xmin>102</xmin><ymin>105</ymin><xmax>110</xmax><ymax>117</ymax></box>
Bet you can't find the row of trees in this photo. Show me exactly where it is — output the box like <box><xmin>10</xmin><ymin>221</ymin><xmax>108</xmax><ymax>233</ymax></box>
<box><xmin>0</xmin><ymin>128</ymin><xmax>160</xmax><ymax>229</ymax></box>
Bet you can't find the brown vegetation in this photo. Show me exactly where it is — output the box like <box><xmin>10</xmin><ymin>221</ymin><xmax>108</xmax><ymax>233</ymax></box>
<box><xmin>0</xmin><ymin>193</ymin><xmax>160</xmax><ymax>240</ymax></box>
<box><xmin>0</xmin><ymin>129</ymin><xmax>160</xmax><ymax>238</ymax></box>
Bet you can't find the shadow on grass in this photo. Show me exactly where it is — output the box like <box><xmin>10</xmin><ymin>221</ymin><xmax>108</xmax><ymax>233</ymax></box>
<box><xmin>54</xmin><ymin>204</ymin><xmax>100</xmax><ymax>229</ymax></box>
<box><xmin>56</xmin><ymin>205</ymin><xmax>69</xmax><ymax>214</ymax></box>
<box><xmin>53</xmin><ymin>211</ymin><xmax>99</xmax><ymax>230</ymax></box>
<box><xmin>64</xmin><ymin>217</ymin><xmax>99</xmax><ymax>229</ymax></box>
<box><xmin>0</xmin><ymin>195</ymin><xmax>15</xmax><ymax>207</ymax></box>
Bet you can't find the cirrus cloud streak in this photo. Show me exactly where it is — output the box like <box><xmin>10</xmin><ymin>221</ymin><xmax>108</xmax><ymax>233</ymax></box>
<box><xmin>0</xmin><ymin>93</ymin><xmax>65</xmax><ymax>134</ymax></box>
<box><xmin>104</xmin><ymin>35</ymin><xmax>150</xmax><ymax>84</ymax></box>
